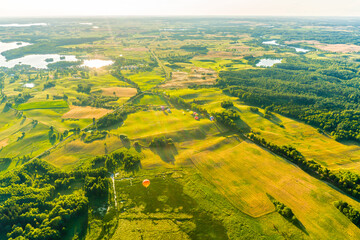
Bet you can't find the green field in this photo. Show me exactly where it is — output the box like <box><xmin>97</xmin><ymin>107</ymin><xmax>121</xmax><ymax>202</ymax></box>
<box><xmin>16</xmin><ymin>100</ymin><xmax>69</xmax><ymax>110</ymax></box>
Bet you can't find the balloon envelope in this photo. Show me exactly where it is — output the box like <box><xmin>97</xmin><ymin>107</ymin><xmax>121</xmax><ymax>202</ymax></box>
<box><xmin>142</xmin><ymin>179</ymin><xmax>150</xmax><ymax>188</ymax></box>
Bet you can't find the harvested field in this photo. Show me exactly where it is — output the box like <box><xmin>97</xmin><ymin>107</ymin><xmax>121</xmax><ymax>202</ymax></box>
<box><xmin>62</xmin><ymin>106</ymin><xmax>111</xmax><ymax>119</ymax></box>
<box><xmin>160</xmin><ymin>67</ymin><xmax>217</xmax><ymax>88</ymax></box>
<box><xmin>0</xmin><ymin>138</ymin><xmax>9</xmax><ymax>148</ymax></box>
<box><xmin>101</xmin><ymin>87</ymin><xmax>137</xmax><ymax>97</ymax></box>
<box><xmin>123</xmin><ymin>47</ymin><xmax>148</xmax><ymax>51</ymax></box>
<box><xmin>285</xmin><ymin>40</ymin><xmax>360</xmax><ymax>53</ymax></box>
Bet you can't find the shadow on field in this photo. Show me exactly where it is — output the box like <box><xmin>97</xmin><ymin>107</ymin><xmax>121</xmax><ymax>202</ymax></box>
<box><xmin>0</xmin><ymin>158</ymin><xmax>11</xmax><ymax>172</ymax></box>
<box><xmin>267</xmin><ymin>114</ymin><xmax>284</xmax><ymax>127</ymax></box>
<box><xmin>234</xmin><ymin>117</ymin><xmax>252</xmax><ymax>133</ymax></box>
<box><xmin>151</xmin><ymin>145</ymin><xmax>178</xmax><ymax>164</ymax></box>
<box><xmin>1</xmin><ymin>104</ymin><xmax>10</xmax><ymax>113</ymax></box>
<box><xmin>20</xmin><ymin>117</ymin><xmax>26</xmax><ymax>125</ymax></box>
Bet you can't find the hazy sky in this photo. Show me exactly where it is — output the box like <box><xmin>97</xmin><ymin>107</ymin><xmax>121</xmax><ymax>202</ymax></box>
<box><xmin>1</xmin><ymin>0</ymin><xmax>360</xmax><ymax>17</ymax></box>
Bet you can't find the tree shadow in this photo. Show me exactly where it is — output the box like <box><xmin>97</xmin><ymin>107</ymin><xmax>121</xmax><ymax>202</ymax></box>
<box><xmin>134</xmin><ymin>142</ymin><xmax>142</xmax><ymax>152</ymax></box>
<box><xmin>234</xmin><ymin>117</ymin><xmax>252</xmax><ymax>133</ymax></box>
<box><xmin>151</xmin><ymin>145</ymin><xmax>178</xmax><ymax>164</ymax></box>
<box><xmin>0</xmin><ymin>158</ymin><xmax>11</xmax><ymax>172</ymax></box>
<box><xmin>20</xmin><ymin>117</ymin><xmax>26</xmax><ymax>125</ymax></box>
<box><xmin>267</xmin><ymin>193</ymin><xmax>308</xmax><ymax>235</ymax></box>
<box><xmin>2</xmin><ymin>104</ymin><xmax>10</xmax><ymax>113</ymax></box>
<box><xmin>292</xmin><ymin>219</ymin><xmax>309</xmax><ymax>235</ymax></box>
<box><xmin>121</xmin><ymin>138</ymin><xmax>131</xmax><ymax>149</ymax></box>
<box><xmin>266</xmin><ymin>113</ymin><xmax>284</xmax><ymax>126</ymax></box>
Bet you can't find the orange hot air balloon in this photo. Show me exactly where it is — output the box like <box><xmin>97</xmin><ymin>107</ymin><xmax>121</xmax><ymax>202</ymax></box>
<box><xmin>142</xmin><ymin>179</ymin><xmax>150</xmax><ymax>188</ymax></box>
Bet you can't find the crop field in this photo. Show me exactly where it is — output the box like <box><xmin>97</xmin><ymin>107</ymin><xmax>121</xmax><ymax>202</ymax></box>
<box><xmin>133</xmin><ymin>94</ymin><xmax>168</xmax><ymax>106</ymax></box>
<box><xmin>123</xmin><ymin>69</ymin><xmax>165</xmax><ymax>90</ymax></box>
<box><xmin>43</xmin><ymin>134</ymin><xmax>125</xmax><ymax>169</ymax></box>
<box><xmin>0</xmin><ymin>121</ymin><xmax>55</xmax><ymax>159</ymax></box>
<box><xmin>160</xmin><ymin>67</ymin><xmax>217</xmax><ymax>88</ymax></box>
<box><xmin>232</xmin><ymin>106</ymin><xmax>360</xmax><ymax>172</ymax></box>
<box><xmin>110</xmin><ymin>108</ymin><xmax>216</xmax><ymax>139</ymax></box>
<box><xmin>62</xmin><ymin>105</ymin><xmax>112</xmax><ymax>119</ymax></box>
<box><xmin>101</xmin><ymin>87</ymin><xmax>137</xmax><ymax>97</ymax></box>
<box><xmin>190</xmin><ymin>138</ymin><xmax>360</xmax><ymax>239</ymax></box>
<box><xmin>167</xmin><ymin>88</ymin><xmax>360</xmax><ymax>173</ymax></box>
<box><xmin>285</xmin><ymin>40</ymin><xmax>360</xmax><ymax>53</ymax></box>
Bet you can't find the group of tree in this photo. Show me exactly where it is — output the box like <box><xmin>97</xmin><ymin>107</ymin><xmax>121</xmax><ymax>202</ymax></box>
<box><xmin>180</xmin><ymin>44</ymin><xmax>209</xmax><ymax>54</ymax></box>
<box><xmin>168</xmin><ymin>94</ymin><xmax>209</xmax><ymax>116</ymax></box>
<box><xmin>267</xmin><ymin>194</ymin><xmax>299</xmax><ymax>224</ymax></box>
<box><xmin>221</xmin><ymin>100</ymin><xmax>234</xmax><ymax>109</ymax></box>
<box><xmin>334</xmin><ymin>200</ymin><xmax>360</xmax><ymax>228</ymax></box>
<box><xmin>14</xmin><ymin>93</ymin><xmax>32</xmax><ymax>105</ymax></box>
<box><xmin>81</xmin><ymin>130</ymin><xmax>108</xmax><ymax>143</ymax></box>
<box><xmin>90</xmin><ymin>149</ymin><xmax>141</xmax><ymax>174</ymax></box>
<box><xmin>73</xmin><ymin>95</ymin><xmax>118</xmax><ymax>109</ymax></box>
<box><xmin>76</xmin><ymin>84</ymin><xmax>91</xmax><ymax>94</ymax></box>
<box><xmin>0</xmin><ymin>159</ymin><xmax>106</xmax><ymax>240</ymax></box>
<box><xmin>96</xmin><ymin>106</ymin><xmax>136</xmax><ymax>129</ymax></box>
<box><xmin>149</xmin><ymin>136</ymin><xmax>175</xmax><ymax>149</ymax></box>
<box><xmin>43</xmin><ymin>81</ymin><xmax>55</xmax><ymax>90</ymax></box>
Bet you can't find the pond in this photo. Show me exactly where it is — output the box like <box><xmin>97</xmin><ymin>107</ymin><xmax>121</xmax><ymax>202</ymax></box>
<box><xmin>256</xmin><ymin>58</ymin><xmax>282</xmax><ymax>67</ymax></box>
<box><xmin>23</xmin><ymin>83</ymin><xmax>35</xmax><ymax>88</ymax></box>
<box><xmin>293</xmin><ymin>47</ymin><xmax>310</xmax><ymax>53</ymax></box>
<box><xmin>262</xmin><ymin>40</ymin><xmax>279</xmax><ymax>45</ymax></box>
<box><xmin>82</xmin><ymin>59</ymin><xmax>114</xmax><ymax>68</ymax></box>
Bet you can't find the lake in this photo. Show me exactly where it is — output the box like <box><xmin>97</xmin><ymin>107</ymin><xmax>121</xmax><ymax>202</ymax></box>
<box><xmin>256</xmin><ymin>59</ymin><xmax>282</xmax><ymax>67</ymax></box>
<box><xmin>0</xmin><ymin>23</ymin><xmax>47</xmax><ymax>27</ymax></box>
<box><xmin>23</xmin><ymin>83</ymin><xmax>35</xmax><ymax>88</ymax></box>
<box><xmin>262</xmin><ymin>40</ymin><xmax>279</xmax><ymax>45</ymax></box>
<box><xmin>262</xmin><ymin>40</ymin><xmax>310</xmax><ymax>53</ymax></box>
<box><xmin>293</xmin><ymin>47</ymin><xmax>310</xmax><ymax>53</ymax></box>
<box><xmin>0</xmin><ymin>42</ymin><xmax>113</xmax><ymax>69</ymax></box>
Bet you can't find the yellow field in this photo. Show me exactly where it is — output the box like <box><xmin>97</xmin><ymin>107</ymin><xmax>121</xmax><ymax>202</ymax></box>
<box><xmin>62</xmin><ymin>105</ymin><xmax>112</xmax><ymax>119</ymax></box>
<box><xmin>43</xmin><ymin>134</ymin><xmax>124</xmax><ymax>169</ymax></box>
<box><xmin>188</xmin><ymin>137</ymin><xmax>360</xmax><ymax>239</ymax></box>
<box><xmin>101</xmin><ymin>87</ymin><xmax>137</xmax><ymax>97</ymax></box>
<box><xmin>168</xmin><ymin>88</ymin><xmax>360</xmax><ymax>173</ymax></box>
<box><xmin>160</xmin><ymin>67</ymin><xmax>217</xmax><ymax>88</ymax></box>
<box><xmin>111</xmin><ymin>219</ymin><xmax>189</xmax><ymax>240</ymax></box>
<box><xmin>233</xmin><ymin>105</ymin><xmax>360</xmax><ymax>173</ymax></box>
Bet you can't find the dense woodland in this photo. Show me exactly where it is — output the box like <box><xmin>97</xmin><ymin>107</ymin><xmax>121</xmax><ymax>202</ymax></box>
<box><xmin>0</xmin><ymin>159</ymin><xmax>100</xmax><ymax>240</ymax></box>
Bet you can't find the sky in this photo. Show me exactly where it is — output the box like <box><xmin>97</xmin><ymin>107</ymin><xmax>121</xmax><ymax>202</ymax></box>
<box><xmin>1</xmin><ymin>0</ymin><xmax>360</xmax><ymax>17</ymax></box>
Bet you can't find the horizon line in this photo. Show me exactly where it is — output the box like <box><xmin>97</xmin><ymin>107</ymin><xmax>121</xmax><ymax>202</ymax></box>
<box><xmin>1</xmin><ymin>15</ymin><xmax>360</xmax><ymax>19</ymax></box>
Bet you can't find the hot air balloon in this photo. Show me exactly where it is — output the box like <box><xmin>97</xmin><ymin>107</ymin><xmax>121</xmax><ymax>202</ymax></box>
<box><xmin>195</xmin><ymin>116</ymin><xmax>199</xmax><ymax>120</ymax></box>
<box><xmin>161</xmin><ymin>106</ymin><xmax>165</xmax><ymax>111</ymax></box>
<box><xmin>210</xmin><ymin>116</ymin><xmax>214</xmax><ymax>121</ymax></box>
<box><xmin>142</xmin><ymin>179</ymin><xmax>150</xmax><ymax>188</ymax></box>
